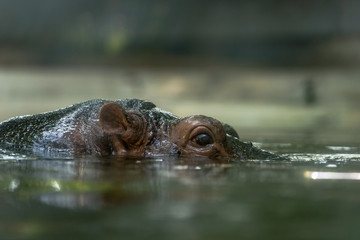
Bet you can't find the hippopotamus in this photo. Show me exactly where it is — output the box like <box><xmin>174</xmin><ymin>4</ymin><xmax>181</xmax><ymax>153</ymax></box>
<box><xmin>0</xmin><ymin>99</ymin><xmax>281</xmax><ymax>160</ymax></box>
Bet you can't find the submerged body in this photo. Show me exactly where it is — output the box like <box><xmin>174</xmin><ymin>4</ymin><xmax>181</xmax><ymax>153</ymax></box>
<box><xmin>0</xmin><ymin>99</ymin><xmax>280</xmax><ymax>160</ymax></box>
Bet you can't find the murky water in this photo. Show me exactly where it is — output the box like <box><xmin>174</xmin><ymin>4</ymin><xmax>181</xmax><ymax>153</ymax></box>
<box><xmin>1</xmin><ymin>140</ymin><xmax>360</xmax><ymax>240</ymax></box>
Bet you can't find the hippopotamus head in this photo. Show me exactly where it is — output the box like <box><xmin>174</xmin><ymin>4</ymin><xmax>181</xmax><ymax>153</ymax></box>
<box><xmin>0</xmin><ymin>99</ymin><xmax>280</xmax><ymax>160</ymax></box>
<box><xmin>98</xmin><ymin>102</ymin><xmax>278</xmax><ymax>160</ymax></box>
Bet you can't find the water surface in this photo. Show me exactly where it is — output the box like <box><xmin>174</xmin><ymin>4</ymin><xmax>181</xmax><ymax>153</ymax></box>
<box><xmin>1</xmin><ymin>141</ymin><xmax>360</xmax><ymax>240</ymax></box>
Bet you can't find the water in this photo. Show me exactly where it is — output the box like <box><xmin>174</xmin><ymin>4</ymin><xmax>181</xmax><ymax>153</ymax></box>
<box><xmin>1</xmin><ymin>141</ymin><xmax>360</xmax><ymax>240</ymax></box>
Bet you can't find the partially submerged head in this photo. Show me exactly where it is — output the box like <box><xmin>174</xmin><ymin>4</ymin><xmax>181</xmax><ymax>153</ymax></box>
<box><xmin>99</xmin><ymin>102</ymin><xmax>279</xmax><ymax>160</ymax></box>
<box><xmin>170</xmin><ymin>115</ymin><xmax>234</xmax><ymax>158</ymax></box>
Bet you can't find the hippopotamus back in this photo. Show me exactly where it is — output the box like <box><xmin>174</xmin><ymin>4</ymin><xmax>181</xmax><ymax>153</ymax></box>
<box><xmin>0</xmin><ymin>99</ymin><xmax>173</xmax><ymax>157</ymax></box>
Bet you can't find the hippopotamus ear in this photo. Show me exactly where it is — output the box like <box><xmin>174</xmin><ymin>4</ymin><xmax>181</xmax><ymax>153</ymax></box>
<box><xmin>99</xmin><ymin>102</ymin><xmax>147</xmax><ymax>153</ymax></box>
<box><xmin>99</xmin><ymin>102</ymin><xmax>130</xmax><ymax>135</ymax></box>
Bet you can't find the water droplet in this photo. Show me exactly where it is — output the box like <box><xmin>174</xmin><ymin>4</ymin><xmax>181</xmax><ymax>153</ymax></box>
<box><xmin>326</xmin><ymin>164</ymin><xmax>337</xmax><ymax>168</ymax></box>
<box><xmin>174</xmin><ymin>165</ymin><xmax>189</xmax><ymax>170</ymax></box>
<box><xmin>50</xmin><ymin>180</ymin><xmax>61</xmax><ymax>192</ymax></box>
<box><xmin>8</xmin><ymin>179</ymin><xmax>20</xmax><ymax>192</ymax></box>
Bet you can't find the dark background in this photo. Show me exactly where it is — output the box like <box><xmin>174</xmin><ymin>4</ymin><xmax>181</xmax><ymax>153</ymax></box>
<box><xmin>1</xmin><ymin>0</ymin><xmax>359</xmax><ymax>142</ymax></box>
<box><xmin>1</xmin><ymin>0</ymin><xmax>360</xmax><ymax>67</ymax></box>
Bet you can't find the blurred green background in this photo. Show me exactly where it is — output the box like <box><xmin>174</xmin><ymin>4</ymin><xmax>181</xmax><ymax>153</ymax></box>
<box><xmin>1</xmin><ymin>0</ymin><xmax>360</xmax><ymax>143</ymax></box>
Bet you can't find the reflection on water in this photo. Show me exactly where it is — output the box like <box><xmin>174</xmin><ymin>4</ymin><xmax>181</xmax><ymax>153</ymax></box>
<box><xmin>304</xmin><ymin>171</ymin><xmax>360</xmax><ymax>180</ymax></box>
<box><xmin>1</xmin><ymin>142</ymin><xmax>360</xmax><ymax>240</ymax></box>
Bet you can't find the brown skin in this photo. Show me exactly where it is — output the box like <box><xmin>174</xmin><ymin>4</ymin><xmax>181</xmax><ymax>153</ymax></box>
<box><xmin>170</xmin><ymin>115</ymin><xmax>231</xmax><ymax>158</ymax></box>
<box><xmin>0</xmin><ymin>99</ymin><xmax>281</xmax><ymax>160</ymax></box>
<box><xmin>99</xmin><ymin>102</ymin><xmax>149</xmax><ymax>158</ymax></box>
<box><xmin>99</xmin><ymin>102</ymin><xmax>232</xmax><ymax>159</ymax></box>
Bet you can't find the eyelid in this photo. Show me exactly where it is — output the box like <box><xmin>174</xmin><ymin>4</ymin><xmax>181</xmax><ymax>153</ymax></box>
<box><xmin>189</xmin><ymin>126</ymin><xmax>214</xmax><ymax>140</ymax></box>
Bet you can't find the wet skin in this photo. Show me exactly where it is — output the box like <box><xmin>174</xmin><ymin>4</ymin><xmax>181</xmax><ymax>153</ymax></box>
<box><xmin>0</xmin><ymin>99</ymin><xmax>281</xmax><ymax>160</ymax></box>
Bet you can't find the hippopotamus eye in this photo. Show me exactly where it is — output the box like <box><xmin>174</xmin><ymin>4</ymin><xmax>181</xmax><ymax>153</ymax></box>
<box><xmin>192</xmin><ymin>133</ymin><xmax>214</xmax><ymax>146</ymax></box>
